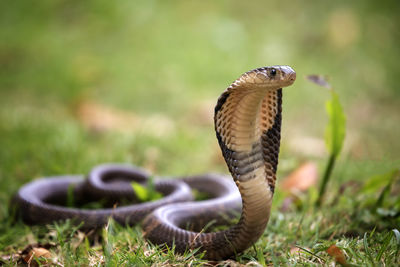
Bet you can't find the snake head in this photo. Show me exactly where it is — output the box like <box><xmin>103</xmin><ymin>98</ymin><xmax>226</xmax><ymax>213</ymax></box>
<box><xmin>237</xmin><ymin>65</ymin><xmax>296</xmax><ymax>89</ymax></box>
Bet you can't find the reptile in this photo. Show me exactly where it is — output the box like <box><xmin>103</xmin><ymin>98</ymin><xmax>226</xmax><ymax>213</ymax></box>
<box><xmin>14</xmin><ymin>65</ymin><xmax>296</xmax><ymax>260</ymax></box>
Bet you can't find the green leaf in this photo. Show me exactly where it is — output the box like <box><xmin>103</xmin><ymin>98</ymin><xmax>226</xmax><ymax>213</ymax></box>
<box><xmin>131</xmin><ymin>182</ymin><xmax>149</xmax><ymax>202</ymax></box>
<box><xmin>361</xmin><ymin>169</ymin><xmax>399</xmax><ymax>194</ymax></box>
<box><xmin>147</xmin><ymin>176</ymin><xmax>163</xmax><ymax>201</ymax></box>
<box><xmin>131</xmin><ymin>177</ymin><xmax>163</xmax><ymax>202</ymax></box>
<box><xmin>324</xmin><ymin>91</ymin><xmax>346</xmax><ymax>157</ymax></box>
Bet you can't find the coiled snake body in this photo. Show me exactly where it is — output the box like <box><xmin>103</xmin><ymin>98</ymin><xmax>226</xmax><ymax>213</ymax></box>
<box><xmin>15</xmin><ymin>66</ymin><xmax>296</xmax><ymax>260</ymax></box>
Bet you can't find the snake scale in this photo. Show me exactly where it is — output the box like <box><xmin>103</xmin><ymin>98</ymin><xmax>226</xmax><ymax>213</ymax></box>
<box><xmin>14</xmin><ymin>66</ymin><xmax>296</xmax><ymax>260</ymax></box>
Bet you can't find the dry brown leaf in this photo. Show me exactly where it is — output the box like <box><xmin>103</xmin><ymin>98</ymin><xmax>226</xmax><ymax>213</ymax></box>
<box><xmin>280</xmin><ymin>162</ymin><xmax>318</xmax><ymax>194</ymax></box>
<box><xmin>23</xmin><ymin>247</ymin><xmax>52</xmax><ymax>266</ymax></box>
<box><xmin>326</xmin><ymin>244</ymin><xmax>347</xmax><ymax>265</ymax></box>
<box><xmin>76</xmin><ymin>100</ymin><xmax>140</xmax><ymax>132</ymax></box>
<box><xmin>75</xmin><ymin>100</ymin><xmax>175</xmax><ymax>137</ymax></box>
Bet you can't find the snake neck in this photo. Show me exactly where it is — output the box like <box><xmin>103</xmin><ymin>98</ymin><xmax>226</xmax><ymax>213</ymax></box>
<box><xmin>207</xmin><ymin>86</ymin><xmax>282</xmax><ymax>259</ymax></box>
<box><xmin>215</xmin><ymin>87</ymin><xmax>282</xmax><ymax>189</ymax></box>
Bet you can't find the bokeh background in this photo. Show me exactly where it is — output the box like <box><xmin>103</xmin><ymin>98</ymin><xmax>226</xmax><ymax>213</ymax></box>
<box><xmin>1</xmin><ymin>0</ymin><xmax>399</xmax><ymax>216</ymax></box>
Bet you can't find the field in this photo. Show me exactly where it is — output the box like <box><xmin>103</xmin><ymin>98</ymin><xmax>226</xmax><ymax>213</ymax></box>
<box><xmin>1</xmin><ymin>1</ymin><xmax>399</xmax><ymax>266</ymax></box>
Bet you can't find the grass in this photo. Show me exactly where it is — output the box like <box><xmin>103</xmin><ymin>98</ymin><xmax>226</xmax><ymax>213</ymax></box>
<box><xmin>1</xmin><ymin>0</ymin><xmax>400</xmax><ymax>266</ymax></box>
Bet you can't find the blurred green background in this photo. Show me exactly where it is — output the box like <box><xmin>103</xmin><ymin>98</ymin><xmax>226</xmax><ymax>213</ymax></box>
<box><xmin>1</xmin><ymin>0</ymin><xmax>399</xmax><ymax>215</ymax></box>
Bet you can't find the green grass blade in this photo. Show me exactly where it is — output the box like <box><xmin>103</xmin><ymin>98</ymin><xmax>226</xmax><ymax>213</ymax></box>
<box><xmin>363</xmin><ymin>232</ymin><xmax>375</xmax><ymax>266</ymax></box>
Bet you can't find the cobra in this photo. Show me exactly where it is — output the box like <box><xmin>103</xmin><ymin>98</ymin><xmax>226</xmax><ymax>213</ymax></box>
<box><xmin>14</xmin><ymin>66</ymin><xmax>296</xmax><ymax>260</ymax></box>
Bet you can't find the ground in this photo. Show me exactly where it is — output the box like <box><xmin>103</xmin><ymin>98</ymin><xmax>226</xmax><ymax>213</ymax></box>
<box><xmin>0</xmin><ymin>1</ymin><xmax>399</xmax><ymax>266</ymax></box>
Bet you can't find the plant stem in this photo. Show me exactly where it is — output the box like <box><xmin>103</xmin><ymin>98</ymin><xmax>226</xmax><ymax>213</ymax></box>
<box><xmin>316</xmin><ymin>154</ymin><xmax>336</xmax><ymax>207</ymax></box>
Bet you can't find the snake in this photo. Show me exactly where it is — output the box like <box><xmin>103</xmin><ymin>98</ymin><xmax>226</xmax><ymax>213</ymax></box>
<box><xmin>14</xmin><ymin>66</ymin><xmax>296</xmax><ymax>260</ymax></box>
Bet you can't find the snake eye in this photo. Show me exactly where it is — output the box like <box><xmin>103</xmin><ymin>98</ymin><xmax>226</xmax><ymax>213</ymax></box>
<box><xmin>270</xmin><ymin>68</ymin><xmax>277</xmax><ymax>77</ymax></box>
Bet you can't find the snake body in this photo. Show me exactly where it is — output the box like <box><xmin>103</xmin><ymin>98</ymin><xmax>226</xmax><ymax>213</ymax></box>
<box><xmin>14</xmin><ymin>66</ymin><xmax>296</xmax><ymax>260</ymax></box>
